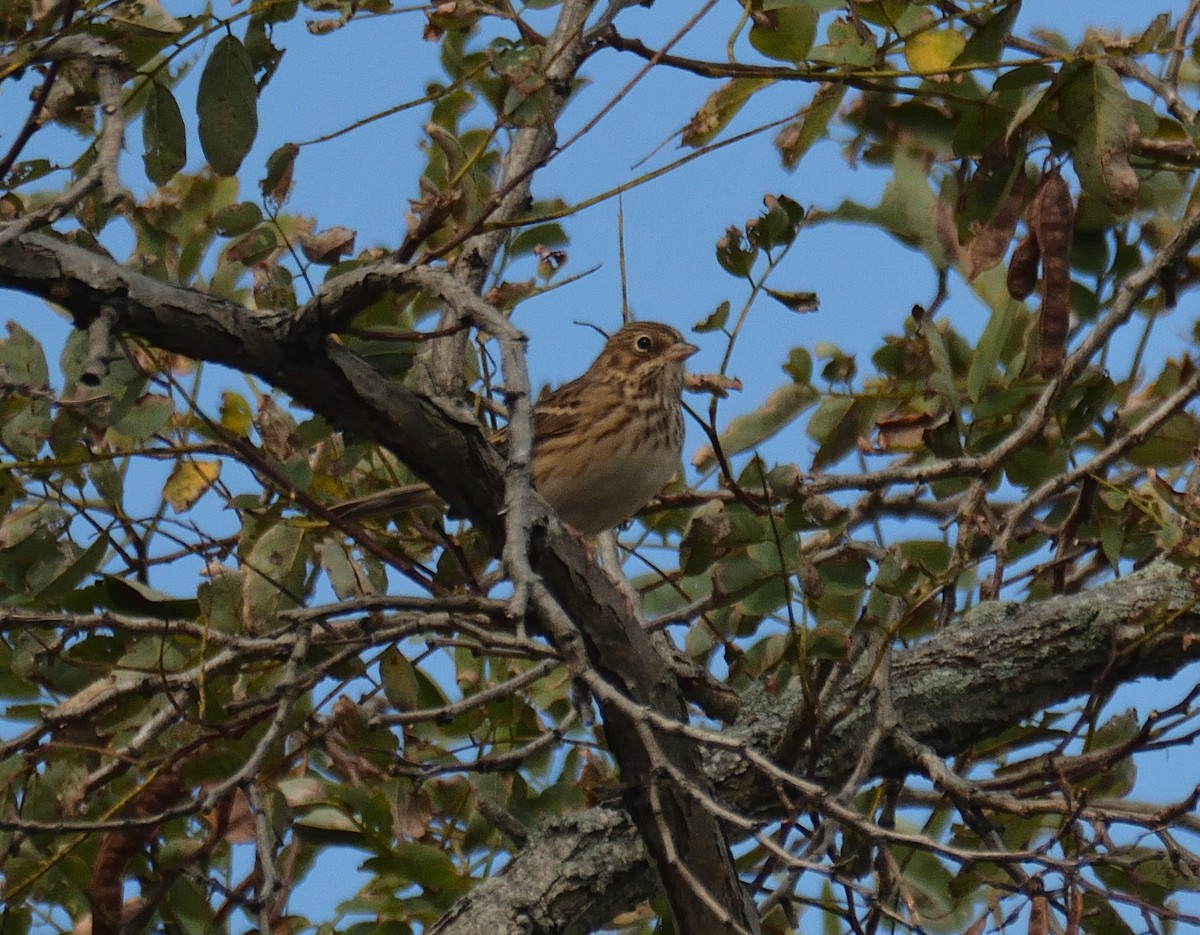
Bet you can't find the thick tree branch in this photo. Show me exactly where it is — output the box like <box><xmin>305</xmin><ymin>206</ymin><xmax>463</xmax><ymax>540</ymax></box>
<box><xmin>0</xmin><ymin>229</ymin><xmax>756</xmax><ymax>934</ymax></box>
<box><xmin>429</xmin><ymin>559</ymin><xmax>1200</xmax><ymax>934</ymax></box>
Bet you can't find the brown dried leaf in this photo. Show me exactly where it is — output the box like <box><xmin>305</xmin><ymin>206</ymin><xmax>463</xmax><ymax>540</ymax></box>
<box><xmin>935</xmin><ymin>196</ymin><xmax>965</xmax><ymax>268</ymax></box>
<box><xmin>685</xmin><ymin>372</ymin><xmax>744</xmax><ymax>398</ymax></box>
<box><xmin>967</xmin><ymin>170</ymin><xmax>1027</xmax><ymax>281</ymax></box>
<box><xmin>255</xmin><ymin>395</ymin><xmax>303</xmax><ymax>460</ymax></box>
<box><xmin>217</xmin><ymin>787</ymin><xmax>256</xmax><ymax>844</ymax></box>
<box><xmin>394</xmin><ymin>789</ymin><xmax>433</xmax><ymax>841</ymax></box>
<box><xmin>483</xmin><ymin>279</ymin><xmax>535</xmax><ymax>310</ymax></box>
<box><xmin>300</xmin><ymin>225</ymin><xmax>356</xmax><ymax>265</ymax></box>
<box><xmin>873</xmin><ymin>411</ymin><xmax>946</xmax><ymax>452</ymax></box>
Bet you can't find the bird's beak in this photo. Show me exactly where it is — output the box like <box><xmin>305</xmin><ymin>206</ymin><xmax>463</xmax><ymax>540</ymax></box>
<box><xmin>667</xmin><ymin>340</ymin><xmax>700</xmax><ymax>362</ymax></box>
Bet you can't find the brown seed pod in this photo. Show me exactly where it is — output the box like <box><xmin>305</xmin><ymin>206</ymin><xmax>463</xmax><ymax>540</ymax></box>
<box><xmin>1006</xmin><ymin>232</ymin><xmax>1041</xmax><ymax>300</ymax></box>
<box><xmin>1030</xmin><ymin>168</ymin><xmax>1074</xmax><ymax>378</ymax></box>
<box><xmin>1159</xmin><ymin>263</ymin><xmax>1179</xmax><ymax>310</ymax></box>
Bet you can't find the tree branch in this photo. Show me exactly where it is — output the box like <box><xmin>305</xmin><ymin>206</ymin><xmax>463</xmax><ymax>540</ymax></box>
<box><xmin>0</xmin><ymin>229</ymin><xmax>757</xmax><ymax>934</ymax></box>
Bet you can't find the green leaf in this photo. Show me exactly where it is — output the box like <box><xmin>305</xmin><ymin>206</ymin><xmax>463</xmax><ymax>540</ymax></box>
<box><xmin>777</xmin><ymin>82</ymin><xmax>845</xmax><ymax>171</ymax></box>
<box><xmin>783</xmin><ymin>346</ymin><xmax>812</xmax><ymax>384</ymax></box>
<box><xmin>736</xmin><ymin>574</ymin><xmax>789</xmax><ymax>616</ymax></box>
<box><xmin>993</xmin><ymin>62</ymin><xmax>1054</xmax><ymax>92</ymax></box>
<box><xmin>899</xmin><ymin>539</ymin><xmax>952</xmax><ymax>575</ymax></box>
<box><xmin>508</xmin><ymin>223</ymin><xmax>568</xmax><ymax>258</ymax></box>
<box><xmin>0</xmin><ymin>321</ymin><xmax>49</xmax><ymax>387</ymax></box>
<box><xmin>826</xmin><ymin>146</ymin><xmax>953</xmax><ymax>267</ymax></box>
<box><xmin>1004</xmin><ymin>82</ymin><xmax>1050</xmax><ymax>143</ymax></box>
<box><xmin>922</xmin><ymin>320</ymin><xmax>960</xmax><ymax>424</ymax></box>
<box><xmin>0</xmin><ymin>322</ymin><xmax>52</xmax><ymax>457</ymax></box>
<box><xmin>810</xmin><ymin>17</ymin><xmax>877</xmax><ymax>67</ymax></box>
<box><xmin>197</xmin><ymin>34</ymin><xmax>259</xmax><ymax>177</ymax></box>
<box><xmin>241</xmin><ymin>523</ymin><xmax>312</xmax><ymax>625</ymax></box>
<box><xmin>213</xmin><ymin>201</ymin><xmax>263</xmax><ymax>236</ymax></box>
<box><xmin>1003</xmin><ymin>439</ymin><xmax>1067</xmax><ymax>488</ymax></box>
<box><xmin>1128</xmin><ymin>412</ymin><xmax>1200</xmax><ymax>466</ymax></box>
<box><xmin>953</xmin><ymin>1</ymin><xmax>1021</xmax><ymax>68</ymax></box>
<box><xmin>109</xmin><ymin>393</ymin><xmax>174</xmax><ymax>441</ymax></box>
<box><xmin>967</xmin><ymin>293</ymin><xmax>1016</xmax><ymax>401</ymax></box>
<box><xmin>107</xmin><ymin>0</ymin><xmax>184</xmax><ymax>33</ymax></box>
<box><xmin>295</xmin><ymin>805</ymin><xmax>363</xmax><ymax>839</ymax></box>
<box><xmin>818</xmin><ymin>553</ymin><xmax>869</xmax><ymax>595</ymax></box>
<box><xmin>807</xmin><ymin>396</ymin><xmax>873</xmax><ymax>471</ymax></box>
<box><xmin>693</xmin><ymin>383</ymin><xmax>818</xmax><ymax>470</ymax></box>
<box><xmin>693</xmin><ymin>300</ymin><xmax>730</xmax><ymax>333</ymax></box>
<box><xmin>224</xmin><ymin>225</ymin><xmax>279</xmax><ymax>264</ymax></box>
<box><xmin>1133</xmin><ymin>12</ymin><xmax>1172</xmax><ymax>53</ymax></box>
<box><xmin>379</xmin><ymin>646</ymin><xmax>419</xmax><ymax>711</ymax></box>
<box><xmin>94</xmin><ymin>575</ymin><xmax>201</xmax><ymax>619</ymax></box>
<box><xmin>6</xmin><ymin>158</ymin><xmax>56</xmax><ymax>186</ymax></box>
<box><xmin>367</xmin><ymin>843</ymin><xmax>466</xmax><ymax>896</ymax></box>
<box><xmin>715</xmin><ymin>226</ymin><xmax>756</xmax><ymax>277</ymax></box>
<box><xmin>197</xmin><ymin>569</ymin><xmax>243</xmax><ymax>633</ymax></box>
<box><xmin>218</xmin><ymin>390</ymin><xmax>253</xmax><ymax>437</ymax></box>
<box><xmin>1061</xmin><ymin>63</ymin><xmax>1139</xmax><ymax>212</ymax></box>
<box><xmin>142</xmin><ymin>82</ymin><xmax>187</xmax><ymax>185</ymax></box>
<box><xmin>750</xmin><ymin>6</ymin><xmax>818</xmax><ymax>63</ymax></box>
<box><xmin>33</xmin><ymin>536</ymin><xmax>108</xmax><ymax>602</ymax></box>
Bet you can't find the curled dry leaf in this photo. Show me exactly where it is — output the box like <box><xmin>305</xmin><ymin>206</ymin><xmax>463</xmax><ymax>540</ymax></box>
<box><xmin>764</xmin><ymin>287</ymin><xmax>819</xmax><ymax>313</ymax></box>
<box><xmin>685</xmin><ymin>372</ymin><xmax>744</xmax><ymax>397</ymax></box>
<box><xmin>872</xmin><ymin>410</ymin><xmax>948</xmax><ymax>452</ymax></box>
<box><xmin>533</xmin><ymin>243</ymin><xmax>567</xmax><ymax>277</ymax></box>
<box><xmin>483</xmin><ymin>278</ymin><xmax>535</xmax><ymax>310</ymax></box>
<box><xmin>300</xmin><ymin>225</ymin><xmax>356</xmax><ymax>265</ymax></box>
<box><xmin>209</xmin><ymin>787</ymin><xmax>256</xmax><ymax>844</ymax></box>
<box><xmin>394</xmin><ymin>788</ymin><xmax>434</xmax><ymax>841</ymax></box>
<box><xmin>1030</xmin><ymin>168</ymin><xmax>1074</xmax><ymax>377</ymax></box>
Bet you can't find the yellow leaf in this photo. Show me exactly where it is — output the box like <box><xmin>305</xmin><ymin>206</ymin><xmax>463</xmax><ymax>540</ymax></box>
<box><xmin>106</xmin><ymin>0</ymin><xmax>183</xmax><ymax>34</ymax></box>
<box><xmin>219</xmin><ymin>391</ymin><xmax>253</xmax><ymax>437</ymax></box>
<box><xmin>164</xmin><ymin>461</ymin><xmax>221</xmax><ymax>512</ymax></box>
<box><xmin>904</xmin><ymin>29</ymin><xmax>966</xmax><ymax>77</ymax></box>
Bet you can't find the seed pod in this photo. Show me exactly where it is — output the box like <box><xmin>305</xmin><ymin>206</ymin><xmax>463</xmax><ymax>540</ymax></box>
<box><xmin>1006</xmin><ymin>232</ymin><xmax>1041</xmax><ymax>300</ymax></box>
<box><xmin>1030</xmin><ymin>168</ymin><xmax>1074</xmax><ymax>378</ymax></box>
<box><xmin>1159</xmin><ymin>263</ymin><xmax>1179</xmax><ymax>309</ymax></box>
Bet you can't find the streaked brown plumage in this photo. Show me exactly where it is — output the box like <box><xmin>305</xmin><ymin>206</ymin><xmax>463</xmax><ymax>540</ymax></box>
<box><xmin>335</xmin><ymin>322</ymin><xmax>698</xmax><ymax>534</ymax></box>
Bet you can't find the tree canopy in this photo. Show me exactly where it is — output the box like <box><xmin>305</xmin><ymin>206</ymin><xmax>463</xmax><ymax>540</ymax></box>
<box><xmin>2</xmin><ymin>2</ymin><xmax>1200</xmax><ymax>934</ymax></box>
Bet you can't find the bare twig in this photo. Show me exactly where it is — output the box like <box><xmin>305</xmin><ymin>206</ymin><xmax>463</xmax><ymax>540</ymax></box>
<box><xmin>0</xmin><ymin>36</ymin><xmax>130</xmax><ymax>247</ymax></box>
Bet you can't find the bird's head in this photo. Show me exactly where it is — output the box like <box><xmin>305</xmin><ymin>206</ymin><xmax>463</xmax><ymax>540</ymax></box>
<box><xmin>590</xmin><ymin>321</ymin><xmax>699</xmax><ymax>393</ymax></box>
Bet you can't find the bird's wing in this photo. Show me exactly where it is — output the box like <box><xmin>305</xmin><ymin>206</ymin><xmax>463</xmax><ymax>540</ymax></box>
<box><xmin>531</xmin><ymin>376</ymin><xmax>620</xmax><ymax>442</ymax></box>
<box><xmin>488</xmin><ymin>376</ymin><xmax>618</xmax><ymax>448</ymax></box>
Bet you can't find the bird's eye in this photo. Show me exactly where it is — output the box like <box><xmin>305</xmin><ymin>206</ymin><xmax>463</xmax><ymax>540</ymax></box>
<box><xmin>634</xmin><ymin>335</ymin><xmax>654</xmax><ymax>352</ymax></box>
